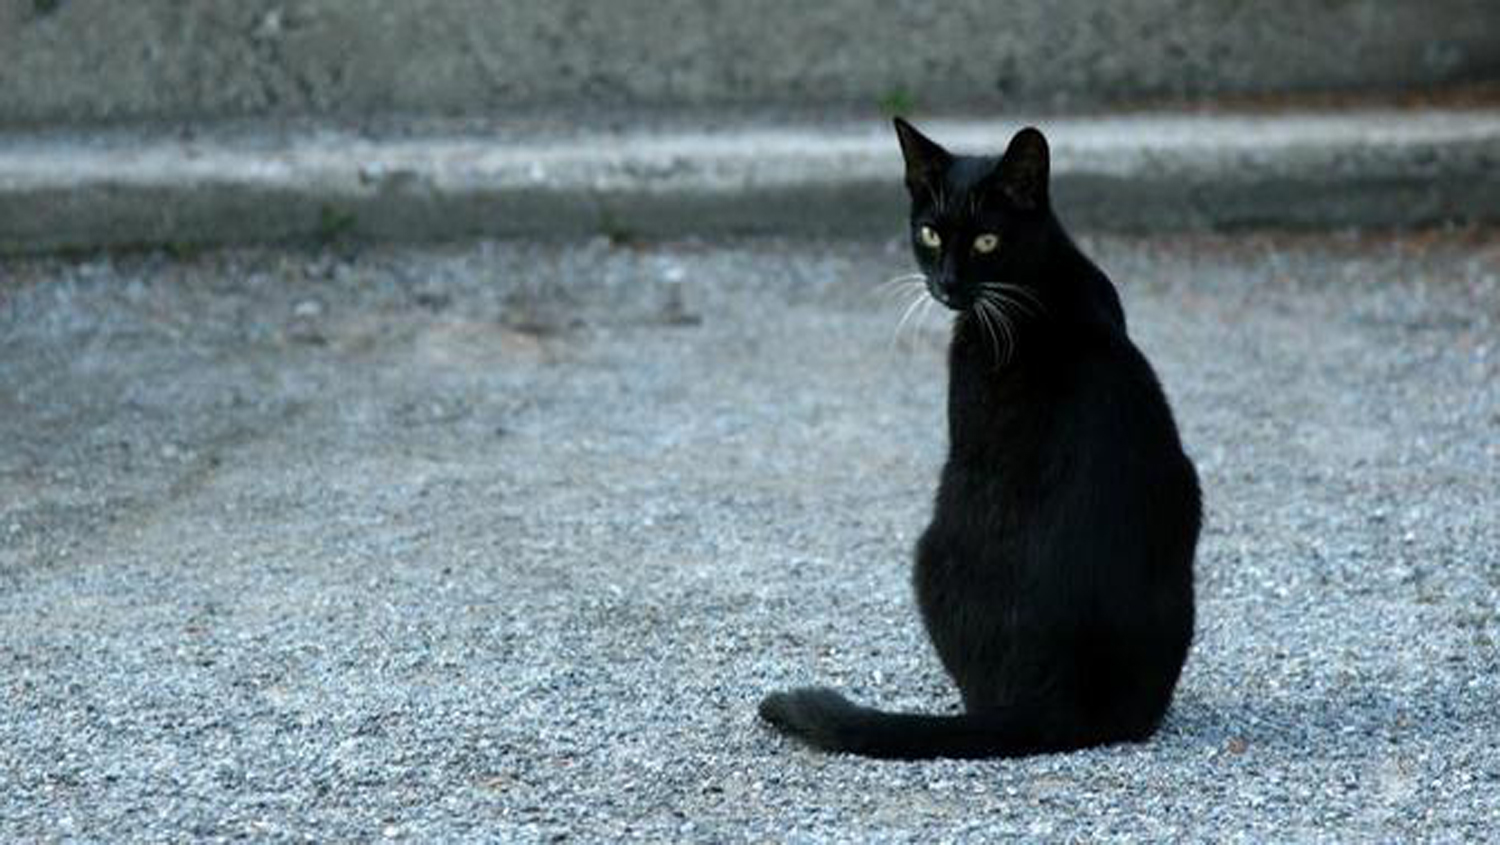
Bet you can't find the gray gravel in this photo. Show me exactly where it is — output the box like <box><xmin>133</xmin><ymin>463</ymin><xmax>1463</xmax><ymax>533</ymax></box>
<box><xmin>2</xmin><ymin>231</ymin><xmax>1498</xmax><ymax>841</ymax></box>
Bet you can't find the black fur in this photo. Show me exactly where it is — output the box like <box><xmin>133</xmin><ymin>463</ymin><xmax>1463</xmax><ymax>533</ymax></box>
<box><xmin>759</xmin><ymin>119</ymin><xmax>1200</xmax><ymax>760</ymax></box>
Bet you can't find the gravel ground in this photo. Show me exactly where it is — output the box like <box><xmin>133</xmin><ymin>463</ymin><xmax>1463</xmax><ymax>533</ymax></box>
<box><xmin>1</xmin><ymin>231</ymin><xmax>1497</xmax><ymax>842</ymax></box>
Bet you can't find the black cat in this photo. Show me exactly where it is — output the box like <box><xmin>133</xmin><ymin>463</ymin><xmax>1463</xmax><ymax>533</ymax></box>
<box><xmin>758</xmin><ymin>119</ymin><xmax>1201</xmax><ymax>759</ymax></box>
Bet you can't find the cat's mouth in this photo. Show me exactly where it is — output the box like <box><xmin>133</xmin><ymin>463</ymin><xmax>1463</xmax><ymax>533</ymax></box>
<box><xmin>925</xmin><ymin>280</ymin><xmax>964</xmax><ymax>311</ymax></box>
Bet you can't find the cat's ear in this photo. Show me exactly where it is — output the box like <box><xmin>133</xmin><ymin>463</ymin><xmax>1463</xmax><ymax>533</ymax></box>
<box><xmin>893</xmin><ymin>117</ymin><xmax>951</xmax><ymax>196</ymax></box>
<box><xmin>995</xmin><ymin>126</ymin><xmax>1049</xmax><ymax>210</ymax></box>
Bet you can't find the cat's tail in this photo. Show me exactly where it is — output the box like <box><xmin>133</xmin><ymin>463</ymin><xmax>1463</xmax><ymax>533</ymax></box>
<box><xmin>758</xmin><ymin>687</ymin><xmax>1127</xmax><ymax>760</ymax></box>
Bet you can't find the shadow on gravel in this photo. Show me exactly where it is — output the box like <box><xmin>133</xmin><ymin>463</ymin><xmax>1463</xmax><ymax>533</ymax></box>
<box><xmin>1173</xmin><ymin>674</ymin><xmax>1485</xmax><ymax>753</ymax></box>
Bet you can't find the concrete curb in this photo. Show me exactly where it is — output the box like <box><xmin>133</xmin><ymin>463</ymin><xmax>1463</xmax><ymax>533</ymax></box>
<box><xmin>2</xmin><ymin>107</ymin><xmax>1499</xmax><ymax>254</ymax></box>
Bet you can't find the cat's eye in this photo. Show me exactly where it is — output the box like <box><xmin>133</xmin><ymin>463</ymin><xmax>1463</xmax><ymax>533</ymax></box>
<box><xmin>917</xmin><ymin>225</ymin><xmax>941</xmax><ymax>249</ymax></box>
<box><xmin>973</xmin><ymin>233</ymin><xmax>1000</xmax><ymax>254</ymax></box>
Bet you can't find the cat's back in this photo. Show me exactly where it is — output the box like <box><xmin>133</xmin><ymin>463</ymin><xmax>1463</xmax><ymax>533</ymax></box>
<box><xmin>1043</xmin><ymin>324</ymin><xmax>1196</xmax><ymax>494</ymax></box>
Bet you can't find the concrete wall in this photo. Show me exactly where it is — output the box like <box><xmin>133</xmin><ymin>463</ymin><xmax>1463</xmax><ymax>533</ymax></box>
<box><xmin>2</xmin><ymin>0</ymin><xmax>1497</xmax><ymax>127</ymax></box>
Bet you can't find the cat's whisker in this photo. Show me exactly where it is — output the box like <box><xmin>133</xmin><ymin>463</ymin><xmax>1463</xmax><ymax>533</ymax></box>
<box><xmin>987</xmin><ymin>291</ymin><xmax>1030</xmax><ymax>325</ymax></box>
<box><xmin>977</xmin><ymin>281</ymin><xmax>1040</xmax><ymax>298</ymax></box>
<box><xmin>978</xmin><ymin>282</ymin><xmax>1047</xmax><ymax>316</ymax></box>
<box><xmin>977</xmin><ymin>294</ymin><xmax>1017</xmax><ymax>366</ymax></box>
<box><xmin>998</xmin><ymin>304</ymin><xmax>1018</xmax><ymax>365</ymax></box>
<box><xmin>891</xmin><ymin>287</ymin><xmax>930</xmax><ymax>349</ymax></box>
<box><xmin>877</xmin><ymin>273</ymin><xmax>928</xmax><ymax>300</ymax></box>
<box><xmin>980</xmin><ymin>287</ymin><xmax>1040</xmax><ymax>344</ymax></box>
<box><xmin>908</xmin><ymin>294</ymin><xmax>933</xmax><ymax>345</ymax></box>
<box><xmin>880</xmin><ymin>281</ymin><xmax>927</xmax><ymax>305</ymax></box>
<box><xmin>977</xmin><ymin>285</ymin><xmax>1042</xmax><ymax>310</ymax></box>
<box><xmin>893</xmin><ymin>295</ymin><xmax>921</xmax><ymax>346</ymax></box>
<box><xmin>995</xmin><ymin>301</ymin><xmax>1015</xmax><ymax>365</ymax></box>
<box><xmin>997</xmin><ymin>297</ymin><xmax>1021</xmax><ymax>364</ymax></box>
<box><xmin>986</xmin><ymin>299</ymin><xmax>1013</xmax><ymax>366</ymax></box>
<box><xmin>918</xmin><ymin>295</ymin><xmax>939</xmax><ymax>338</ymax></box>
<box><xmin>972</xmin><ymin>302</ymin><xmax>1001</xmax><ymax>367</ymax></box>
<box><xmin>968</xmin><ymin>303</ymin><xmax>988</xmax><ymax>358</ymax></box>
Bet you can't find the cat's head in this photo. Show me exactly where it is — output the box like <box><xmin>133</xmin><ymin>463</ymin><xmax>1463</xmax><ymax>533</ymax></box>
<box><xmin>893</xmin><ymin>118</ymin><xmax>1051</xmax><ymax>312</ymax></box>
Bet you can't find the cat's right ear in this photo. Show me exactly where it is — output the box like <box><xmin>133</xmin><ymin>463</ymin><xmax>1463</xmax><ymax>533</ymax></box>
<box><xmin>893</xmin><ymin>117</ymin><xmax>951</xmax><ymax>196</ymax></box>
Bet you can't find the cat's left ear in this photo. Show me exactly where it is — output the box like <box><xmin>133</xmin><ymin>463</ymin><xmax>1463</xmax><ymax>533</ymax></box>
<box><xmin>994</xmin><ymin>126</ymin><xmax>1049</xmax><ymax>210</ymax></box>
<box><xmin>893</xmin><ymin>117</ymin><xmax>952</xmax><ymax>196</ymax></box>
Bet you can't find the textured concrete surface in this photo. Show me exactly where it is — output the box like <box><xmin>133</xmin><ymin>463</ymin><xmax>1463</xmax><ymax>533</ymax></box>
<box><xmin>2</xmin><ymin>232</ymin><xmax>1498</xmax><ymax>841</ymax></box>
<box><xmin>2</xmin><ymin>106</ymin><xmax>1499</xmax><ymax>254</ymax></box>
<box><xmin>1</xmin><ymin>0</ymin><xmax>1497</xmax><ymax>127</ymax></box>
